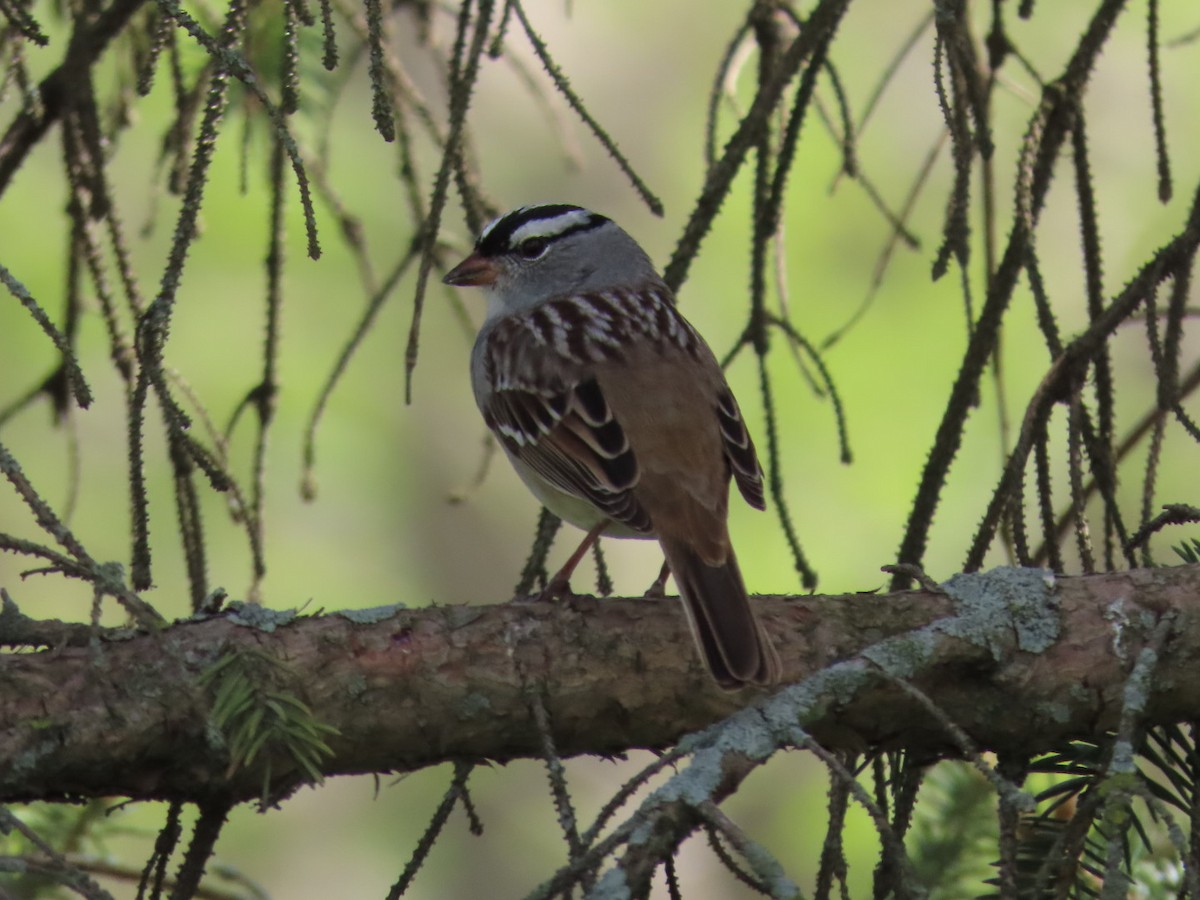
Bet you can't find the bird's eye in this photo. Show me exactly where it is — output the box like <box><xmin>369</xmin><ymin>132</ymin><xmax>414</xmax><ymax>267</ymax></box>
<box><xmin>517</xmin><ymin>237</ymin><xmax>549</xmax><ymax>260</ymax></box>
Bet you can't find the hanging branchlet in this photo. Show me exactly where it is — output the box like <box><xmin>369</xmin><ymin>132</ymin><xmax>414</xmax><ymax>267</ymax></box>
<box><xmin>317</xmin><ymin>0</ymin><xmax>338</xmax><ymax>70</ymax></box>
<box><xmin>386</xmin><ymin>763</ymin><xmax>477</xmax><ymax>900</ymax></box>
<box><xmin>131</xmin><ymin>9</ymin><xmax>250</xmax><ymax>579</ymax></box>
<box><xmin>302</xmin><ymin>241</ymin><xmax>421</xmax><ymax>499</ymax></box>
<box><xmin>1070</xmin><ymin>113</ymin><xmax>1115</xmax><ymax>455</ymax></box>
<box><xmin>67</xmin><ymin>105</ymin><xmax>142</xmax><ymax>380</ymax></box>
<box><xmin>762</xmin><ymin>14</ymin><xmax>833</xmax><ymax>245</ymax></box>
<box><xmin>169</xmin><ymin>436</ymin><xmax>209</xmax><ymax>611</ymax></box>
<box><xmin>664</xmin><ymin>0</ymin><xmax>852</xmax><ymax>293</ymax></box>
<box><xmin>280</xmin><ymin>0</ymin><xmax>302</xmax><ymax>115</ymax></box>
<box><xmin>758</xmin><ymin>349</ymin><xmax>818</xmax><ymax>589</ymax></box>
<box><xmin>801</xmin><ymin>62</ymin><xmax>842</xmax><ymax>170</ymax></box>
<box><xmin>486</xmin><ymin>0</ymin><xmax>514</xmax><ymax>57</ymax></box>
<box><xmin>696</xmin><ymin>803</ymin><xmax>775</xmax><ymax>894</ymax></box>
<box><xmin>0</xmin><ymin>264</ymin><xmax>93</xmax><ymax>411</ymax></box>
<box><xmin>0</xmin><ymin>806</ymin><xmax>112</xmax><ymax>899</ymax></box>
<box><xmin>1033</xmin><ymin>432</ymin><xmax>1064</xmax><ymax>572</ymax></box>
<box><xmin>136</xmin><ymin>801</ymin><xmax>184</xmax><ymax>900</ymax></box>
<box><xmin>1075</xmin><ymin>403</ymin><xmax>1137</xmax><ymax>571</ymax></box>
<box><xmin>1137</xmin><ymin>415</ymin><xmax>1167</xmax><ymax>567</ymax></box>
<box><xmin>1008</xmin><ymin>460</ymin><xmax>1033</xmax><ymax>567</ymax></box>
<box><xmin>962</xmin><ymin>192</ymin><xmax>1200</xmax><ymax>572</ymax></box>
<box><xmin>761</xmin><ymin>314</ymin><xmax>850</xmax><ymax>464</ymax></box>
<box><xmin>157</xmin><ymin>52</ymin><xmax>202</xmax><ymax>197</ymax></box>
<box><xmin>509</xmin><ymin>0</ymin><xmax>662</xmax><ymax>217</ymax></box>
<box><xmin>1023</xmin><ymin>246</ymin><xmax>1063</xmax><ymax>354</ymax></box>
<box><xmin>1157</xmin><ymin>248</ymin><xmax>1194</xmax><ymax>420</ymax></box>
<box><xmin>131</xmin><ymin>299</ymin><xmax>224</xmax><ymax>596</ymax></box>
<box><xmin>154</xmin><ymin>0</ymin><xmax>320</xmax><ymax>258</ymax></box>
<box><xmin>363</xmin><ymin>0</ymin><xmax>394</xmax><ymax>141</ymax></box>
<box><xmin>154</xmin><ymin>0</ymin><xmax>249</xmax><ymax>307</ymax></box>
<box><xmin>0</xmin><ymin>0</ymin><xmax>49</xmax><ymax>45</ymax></box>
<box><xmin>793</xmin><ymin>738</ymin><xmax>919</xmax><ymax>899</ymax></box>
<box><xmin>127</xmin><ymin>350</ymin><xmax>154</xmax><ymax>591</ymax></box>
<box><xmin>515</xmin><ymin>506</ymin><xmax>561</xmax><ymax>596</ymax></box>
<box><xmin>1146</xmin><ymin>0</ymin><xmax>1172</xmax><ymax>203</ymax></box>
<box><xmin>814</xmin><ymin>773</ymin><xmax>853</xmax><ymax>899</ymax></box>
<box><xmin>1067</xmin><ymin>394</ymin><xmax>1097</xmax><ymax>573</ymax></box>
<box><xmin>930</xmin><ymin>8</ymin><xmax>976</xmax><ymax>282</ymax></box>
<box><xmin>0</xmin><ymin>440</ymin><xmax>163</xmax><ymax>626</ymax></box>
<box><xmin>0</xmin><ymin>0</ymin><xmax>141</xmax><ymax>193</ymax></box>
<box><xmin>170</xmin><ymin>801</ymin><xmax>233</xmax><ymax>900</ymax></box>
<box><xmin>820</xmin><ymin>128</ymin><xmax>940</xmax><ymax>352</ymax></box>
<box><xmin>745</xmin><ymin>3</ymin><xmax>815</xmax><ymax>591</ymax></box>
<box><xmin>590</xmin><ymin>539</ymin><xmax>613</xmax><ymax>596</ymax></box>
<box><xmin>529</xmin><ymin>691</ymin><xmax>590</xmax><ymax>893</ymax></box>
<box><xmin>703</xmin><ymin>19</ymin><xmax>752</xmax><ymax>174</ymax></box>
<box><xmin>992</xmin><ymin>759</ymin><xmax>1032</xmax><ymax>899</ymax></box>
<box><xmin>136</xmin><ymin>11</ymin><xmax>173</xmax><ymax>96</ymax></box>
<box><xmin>662</xmin><ymin>852</ymin><xmax>683</xmax><ymax>900</ymax></box>
<box><xmin>229</xmin><ymin>135</ymin><xmax>292</xmax><ymax>599</ymax></box>
<box><xmin>404</xmin><ymin>0</ymin><xmax>494</xmax><ymax>402</ymax></box>
<box><xmin>895</xmin><ymin>0</ymin><xmax>1139</xmax><ymax>589</ymax></box>
<box><xmin>7</xmin><ymin>33</ymin><xmax>41</xmax><ymax>118</ymax></box>
<box><xmin>887</xmin><ymin>754</ymin><xmax>924</xmax><ymax>859</ymax></box>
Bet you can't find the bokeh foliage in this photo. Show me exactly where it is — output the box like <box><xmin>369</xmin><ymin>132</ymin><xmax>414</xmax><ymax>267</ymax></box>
<box><xmin>4</xmin><ymin>0</ymin><xmax>1200</xmax><ymax>897</ymax></box>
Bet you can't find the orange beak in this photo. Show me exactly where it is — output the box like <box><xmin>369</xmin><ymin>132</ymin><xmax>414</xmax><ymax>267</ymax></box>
<box><xmin>443</xmin><ymin>252</ymin><xmax>499</xmax><ymax>287</ymax></box>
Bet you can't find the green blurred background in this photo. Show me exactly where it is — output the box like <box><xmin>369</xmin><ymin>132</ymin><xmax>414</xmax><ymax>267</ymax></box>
<box><xmin>2</xmin><ymin>1</ymin><xmax>1199</xmax><ymax>895</ymax></box>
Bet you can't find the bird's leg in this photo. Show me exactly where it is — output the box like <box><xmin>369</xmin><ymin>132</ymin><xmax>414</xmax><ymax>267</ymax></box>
<box><xmin>644</xmin><ymin>560</ymin><xmax>671</xmax><ymax>598</ymax></box>
<box><xmin>540</xmin><ymin>521</ymin><xmax>609</xmax><ymax>600</ymax></box>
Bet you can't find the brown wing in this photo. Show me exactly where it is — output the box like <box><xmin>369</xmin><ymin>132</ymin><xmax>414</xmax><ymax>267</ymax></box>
<box><xmin>482</xmin><ymin>371</ymin><xmax>653</xmax><ymax>534</ymax></box>
<box><xmin>715</xmin><ymin>388</ymin><xmax>766</xmax><ymax>511</ymax></box>
<box><xmin>476</xmin><ymin>287</ymin><xmax>760</xmax><ymax>533</ymax></box>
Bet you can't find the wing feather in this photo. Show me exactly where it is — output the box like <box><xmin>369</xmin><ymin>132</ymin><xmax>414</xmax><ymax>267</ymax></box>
<box><xmin>481</xmin><ymin>344</ymin><xmax>651</xmax><ymax>533</ymax></box>
<box><xmin>715</xmin><ymin>389</ymin><xmax>766</xmax><ymax>511</ymax></box>
<box><xmin>475</xmin><ymin>288</ymin><xmax>762</xmax><ymax>535</ymax></box>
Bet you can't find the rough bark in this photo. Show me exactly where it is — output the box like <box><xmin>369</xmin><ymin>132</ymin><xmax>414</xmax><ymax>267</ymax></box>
<box><xmin>1</xmin><ymin>565</ymin><xmax>1198</xmax><ymax>804</ymax></box>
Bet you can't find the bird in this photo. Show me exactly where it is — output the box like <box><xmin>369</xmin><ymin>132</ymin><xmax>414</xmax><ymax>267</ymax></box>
<box><xmin>443</xmin><ymin>203</ymin><xmax>780</xmax><ymax>689</ymax></box>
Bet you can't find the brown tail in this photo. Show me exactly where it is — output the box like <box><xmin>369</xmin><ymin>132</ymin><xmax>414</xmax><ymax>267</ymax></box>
<box><xmin>658</xmin><ymin>537</ymin><xmax>781</xmax><ymax>689</ymax></box>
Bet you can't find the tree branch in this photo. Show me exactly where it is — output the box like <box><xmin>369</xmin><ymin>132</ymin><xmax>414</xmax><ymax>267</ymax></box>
<box><xmin>1</xmin><ymin>565</ymin><xmax>1197</xmax><ymax>805</ymax></box>
<box><xmin>0</xmin><ymin>0</ymin><xmax>149</xmax><ymax>195</ymax></box>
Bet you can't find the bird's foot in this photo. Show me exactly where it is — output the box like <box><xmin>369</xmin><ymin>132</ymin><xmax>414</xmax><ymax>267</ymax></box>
<box><xmin>643</xmin><ymin>561</ymin><xmax>671</xmax><ymax>598</ymax></box>
<box><xmin>532</xmin><ymin>577</ymin><xmax>576</xmax><ymax>603</ymax></box>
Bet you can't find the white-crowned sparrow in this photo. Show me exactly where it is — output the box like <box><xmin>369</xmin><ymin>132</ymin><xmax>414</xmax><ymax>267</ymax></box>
<box><xmin>444</xmin><ymin>204</ymin><xmax>780</xmax><ymax>689</ymax></box>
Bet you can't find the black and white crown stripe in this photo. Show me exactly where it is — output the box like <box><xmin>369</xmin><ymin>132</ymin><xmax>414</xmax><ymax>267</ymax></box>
<box><xmin>476</xmin><ymin>204</ymin><xmax>609</xmax><ymax>257</ymax></box>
